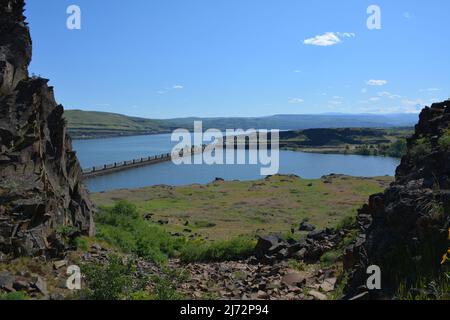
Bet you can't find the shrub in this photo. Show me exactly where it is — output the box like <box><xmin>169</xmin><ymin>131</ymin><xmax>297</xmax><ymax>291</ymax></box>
<box><xmin>96</xmin><ymin>201</ymin><xmax>184</xmax><ymax>263</ymax></box>
<box><xmin>180</xmin><ymin>237</ymin><xmax>256</xmax><ymax>263</ymax></box>
<box><xmin>82</xmin><ymin>254</ymin><xmax>144</xmax><ymax>300</ymax></box>
<box><xmin>438</xmin><ymin>129</ymin><xmax>450</xmax><ymax>152</ymax></box>
<box><xmin>409</xmin><ymin>137</ymin><xmax>432</xmax><ymax>158</ymax></box>
<box><xmin>73</xmin><ymin>236</ymin><xmax>89</xmax><ymax>251</ymax></box>
<box><xmin>320</xmin><ymin>250</ymin><xmax>341</xmax><ymax>266</ymax></box>
<box><xmin>149</xmin><ymin>268</ymin><xmax>187</xmax><ymax>300</ymax></box>
<box><xmin>335</xmin><ymin>215</ymin><xmax>356</xmax><ymax>231</ymax></box>
<box><xmin>0</xmin><ymin>291</ymin><xmax>30</xmax><ymax>300</ymax></box>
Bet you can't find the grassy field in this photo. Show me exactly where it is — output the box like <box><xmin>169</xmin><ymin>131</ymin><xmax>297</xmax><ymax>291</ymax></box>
<box><xmin>91</xmin><ymin>174</ymin><xmax>393</xmax><ymax>240</ymax></box>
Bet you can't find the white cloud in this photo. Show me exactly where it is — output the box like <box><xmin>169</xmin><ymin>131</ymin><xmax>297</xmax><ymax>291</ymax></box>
<box><xmin>338</xmin><ymin>32</ymin><xmax>356</xmax><ymax>38</ymax></box>
<box><xmin>402</xmin><ymin>98</ymin><xmax>424</xmax><ymax>107</ymax></box>
<box><xmin>293</xmin><ymin>70</ymin><xmax>302</xmax><ymax>73</ymax></box>
<box><xmin>173</xmin><ymin>85</ymin><xmax>184</xmax><ymax>89</ymax></box>
<box><xmin>369</xmin><ymin>97</ymin><xmax>380</xmax><ymax>102</ymax></box>
<box><xmin>328</xmin><ymin>100</ymin><xmax>343</xmax><ymax>105</ymax></box>
<box><xmin>419</xmin><ymin>88</ymin><xmax>440</xmax><ymax>92</ymax></box>
<box><xmin>289</xmin><ymin>98</ymin><xmax>304</xmax><ymax>104</ymax></box>
<box><xmin>361</xmin><ymin>88</ymin><xmax>367</xmax><ymax>93</ymax></box>
<box><xmin>378</xmin><ymin>91</ymin><xmax>401</xmax><ymax>99</ymax></box>
<box><xmin>367</xmin><ymin>80</ymin><xmax>387</xmax><ymax>86</ymax></box>
<box><xmin>333</xmin><ymin>96</ymin><xmax>344</xmax><ymax>100</ymax></box>
<box><xmin>303</xmin><ymin>32</ymin><xmax>355</xmax><ymax>47</ymax></box>
<box><xmin>403</xmin><ymin>12</ymin><xmax>414</xmax><ymax>19</ymax></box>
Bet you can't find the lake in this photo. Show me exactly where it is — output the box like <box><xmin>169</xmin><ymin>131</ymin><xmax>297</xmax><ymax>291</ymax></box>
<box><xmin>73</xmin><ymin>134</ymin><xmax>400</xmax><ymax>192</ymax></box>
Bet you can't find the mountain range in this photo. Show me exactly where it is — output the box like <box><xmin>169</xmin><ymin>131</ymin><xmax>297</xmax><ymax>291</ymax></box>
<box><xmin>65</xmin><ymin>109</ymin><xmax>418</xmax><ymax>139</ymax></box>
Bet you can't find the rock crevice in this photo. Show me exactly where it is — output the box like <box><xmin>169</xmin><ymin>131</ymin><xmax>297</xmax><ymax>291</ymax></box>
<box><xmin>0</xmin><ymin>0</ymin><xmax>94</xmax><ymax>259</ymax></box>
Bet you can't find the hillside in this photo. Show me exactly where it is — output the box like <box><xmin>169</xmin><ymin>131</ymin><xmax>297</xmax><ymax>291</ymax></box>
<box><xmin>64</xmin><ymin>109</ymin><xmax>419</xmax><ymax>139</ymax></box>
<box><xmin>344</xmin><ymin>99</ymin><xmax>450</xmax><ymax>299</ymax></box>
<box><xmin>279</xmin><ymin>128</ymin><xmax>413</xmax><ymax>157</ymax></box>
<box><xmin>64</xmin><ymin>110</ymin><xmax>173</xmax><ymax>138</ymax></box>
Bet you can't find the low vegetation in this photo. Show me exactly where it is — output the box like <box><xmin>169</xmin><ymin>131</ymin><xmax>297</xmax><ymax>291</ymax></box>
<box><xmin>438</xmin><ymin>128</ymin><xmax>450</xmax><ymax>151</ymax></box>
<box><xmin>279</xmin><ymin>128</ymin><xmax>412</xmax><ymax>158</ymax></box>
<box><xmin>92</xmin><ymin>175</ymin><xmax>392</xmax><ymax>241</ymax></box>
<box><xmin>95</xmin><ymin>201</ymin><xmax>185</xmax><ymax>263</ymax></box>
<box><xmin>409</xmin><ymin>136</ymin><xmax>432</xmax><ymax>158</ymax></box>
<box><xmin>0</xmin><ymin>291</ymin><xmax>30</xmax><ymax>300</ymax></box>
<box><xmin>179</xmin><ymin>237</ymin><xmax>256</xmax><ymax>263</ymax></box>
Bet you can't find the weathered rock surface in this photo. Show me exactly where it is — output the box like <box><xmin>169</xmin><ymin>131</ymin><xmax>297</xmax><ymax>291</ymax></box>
<box><xmin>0</xmin><ymin>0</ymin><xmax>94</xmax><ymax>259</ymax></box>
<box><xmin>254</xmin><ymin>227</ymin><xmax>347</xmax><ymax>265</ymax></box>
<box><xmin>344</xmin><ymin>100</ymin><xmax>450</xmax><ymax>298</ymax></box>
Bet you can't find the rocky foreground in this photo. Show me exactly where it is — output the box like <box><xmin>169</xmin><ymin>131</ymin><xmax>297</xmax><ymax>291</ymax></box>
<box><xmin>0</xmin><ymin>0</ymin><xmax>94</xmax><ymax>260</ymax></box>
<box><xmin>0</xmin><ymin>219</ymin><xmax>353</xmax><ymax>300</ymax></box>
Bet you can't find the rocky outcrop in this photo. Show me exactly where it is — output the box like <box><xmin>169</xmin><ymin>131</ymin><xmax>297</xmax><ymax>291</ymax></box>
<box><xmin>253</xmin><ymin>227</ymin><xmax>347</xmax><ymax>266</ymax></box>
<box><xmin>0</xmin><ymin>0</ymin><xmax>94</xmax><ymax>259</ymax></box>
<box><xmin>344</xmin><ymin>100</ymin><xmax>450</xmax><ymax>298</ymax></box>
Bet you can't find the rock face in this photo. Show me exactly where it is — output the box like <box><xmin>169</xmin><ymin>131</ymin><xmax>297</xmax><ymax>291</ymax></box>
<box><xmin>0</xmin><ymin>0</ymin><xmax>94</xmax><ymax>259</ymax></box>
<box><xmin>344</xmin><ymin>100</ymin><xmax>450</xmax><ymax>298</ymax></box>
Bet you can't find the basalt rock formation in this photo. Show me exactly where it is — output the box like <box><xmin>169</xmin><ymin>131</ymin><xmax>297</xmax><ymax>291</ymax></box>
<box><xmin>0</xmin><ymin>0</ymin><xmax>94</xmax><ymax>260</ymax></box>
<box><xmin>344</xmin><ymin>100</ymin><xmax>450</xmax><ymax>299</ymax></box>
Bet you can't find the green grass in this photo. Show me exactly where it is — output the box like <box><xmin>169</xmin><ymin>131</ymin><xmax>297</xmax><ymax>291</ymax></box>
<box><xmin>0</xmin><ymin>291</ymin><xmax>31</xmax><ymax>300</ymax></box>
<box><xmin>179</xmin><ymin>237</ymin><xmax>257</xmax><ymax>263</ymax></box>
<box><xmin>95</xmin><ymin>201</ymin><xmax>185</xmax><ymax>263</ymax></box>
<box><xmin>395</xmin><ymin>276</ymin><xmax>450</xmax><ymax>300</ymax></box>
<box><xmin>92</xmin><ymin>175</ymin><xmax>392</xmax><ymax>241</ymax></box>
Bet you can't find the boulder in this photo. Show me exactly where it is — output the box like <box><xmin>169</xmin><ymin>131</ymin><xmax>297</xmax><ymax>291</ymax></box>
<box><xmin>254</xmin><ymin>235</ymin><xmax>282</xmax><ymax>259</ymax></box>
<box><xmin>0</xmin><ymin>271</ymin><xmax>14</xmax><ymax>291</ymax></box>
<box><xmin>308</xmin><ymin>290</ymin><xmax>328</xmax><ymax>300</ymax></box>
<box><xmin>282</xmin><ymin>271</ymin><xmax>308</xmax><ymax>287</ymax></box>
<box><xmin>299</xmin><ymin>221</ymin><xmax>316</xmax><ymax>232</ymax></box>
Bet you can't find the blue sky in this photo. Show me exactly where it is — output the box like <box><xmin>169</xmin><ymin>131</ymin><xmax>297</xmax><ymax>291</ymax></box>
<box><xmin>26</xmin><ymin>0</ymin><xmax>450</xmax><ymax>118</ymax></box>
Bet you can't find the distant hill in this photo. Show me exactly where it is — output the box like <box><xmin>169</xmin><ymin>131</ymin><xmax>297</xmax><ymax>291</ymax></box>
<box><xmin>64</xmin><ymin>109</ymin><xmax>419</xmax><ymax>139</ymax></box>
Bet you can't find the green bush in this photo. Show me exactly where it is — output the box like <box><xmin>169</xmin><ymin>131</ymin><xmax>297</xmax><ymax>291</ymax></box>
<box><xmin>0</xmin><ymin>291</ymin><xmax>30</xmax><ymax>300</ymax></box>
<box><xmin>335</xmin><ymin>215</ymin><xmax>356</xmax><ymax>231</ymax></box>
<box><xmin>96</xmin><ymin>201</ymin><xmax>184</xmax><ymax>263</ymax></box>
<box><xmin>180</xmin><ymin>237</ymin><xmax>256</xmax><ymax>263</ymax></box>
<box><xmin>149</xmin><ymin>268</ymin><xmax>187</xmax><ymax>300</ymax></box>
<box><xmin>320</xmin><ymin>250</ymin><xmax>341</xmax><ymax>266</ymax></box>
<box><xmin>82</xmin><ymin>254</ymin><xmax>144</xmax><ymax>300</ymax></box>
<box><xmin>409</xmin><ymin>137</ymin><xmax>432</xmax><ymax>158</ymax></box>
<box><xmin>73</xmin><ymin>236</ymin><xmax>89</xmax><ymax>251</ymax></box>
<box><xmin>438</xmin><ymin>129</ymin><xmax>450</xmax><ymax>151</ymax></box>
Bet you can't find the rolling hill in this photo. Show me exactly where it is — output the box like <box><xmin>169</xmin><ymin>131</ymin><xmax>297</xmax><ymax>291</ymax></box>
<box><xmin>64</xmin><ymin>109</ymin><xmax>419</xmax><ymax>139</ymax></box>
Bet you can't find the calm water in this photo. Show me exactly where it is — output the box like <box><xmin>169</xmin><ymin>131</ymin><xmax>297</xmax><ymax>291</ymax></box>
<box><xmin>73</xmin><ymin>134</ymin><xmax>400</xmax><ymax>192</ymax></box>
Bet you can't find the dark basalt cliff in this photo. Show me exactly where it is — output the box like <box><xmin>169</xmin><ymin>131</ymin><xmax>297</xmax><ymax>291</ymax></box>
<box><xmin>0</xmin><ymin>0</ymin><xmax>94</xmax><ymax>260</ymax></box>
<box><xmin>344</xmin><ymin>100</ymin><xmax>450</xmax><ymax>298</ymax></box>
